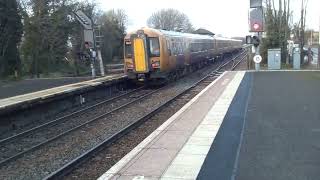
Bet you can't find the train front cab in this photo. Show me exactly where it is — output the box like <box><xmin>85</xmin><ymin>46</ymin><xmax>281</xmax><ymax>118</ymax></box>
<box><xmin>124</xmin><ymin>30</ymin><xmax>164</xmax><ymax>82</ymax></box>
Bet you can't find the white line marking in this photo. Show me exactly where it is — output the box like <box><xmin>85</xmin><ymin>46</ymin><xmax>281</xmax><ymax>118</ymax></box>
<box><xmin>246</xmin><ymin>70</ymin><xmax>320</xmax><ymax>72</ymax></box>
<box><xmin>161</xmin><ymin>72</ymin><xmax>245</xmax><ymax>180</ymax></box>
<box><xmin>231</xmin><ymin>74</ymin><xmax>253</xmax><ymax>180</ymax></box>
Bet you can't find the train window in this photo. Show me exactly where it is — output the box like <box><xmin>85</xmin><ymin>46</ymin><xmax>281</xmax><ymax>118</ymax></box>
<box><xmin>125</xmin><ymin>41</ymin><xmax>132</xmax><ymax>58</ymax></box>
<box><xmin>167</xmin><ymin>39</ymin><xmax>171</xmax><ymax>50</ymax></box>
<box><xmin>149</xmin><ymin>37</ymin><xmax>160</xmax><ymax>57</ymax></box>
<box><xmin>172</xmin><ymin>42</ymin><xmax>178</xmax><ymax>55</ymax></box>
<box><xmin>190</xmin><ymin>43</ymin><xmax>195</xmax><ymax>52</ymax></box>
<box><xmin>178</xmin><ymin>43</ymin><xmax>182</xmax><ymax>54</ymax></box>
<box><xmin>192</xmin><ymin>43</ymin><xmax>199</xmax><ymax>52</ymax></box>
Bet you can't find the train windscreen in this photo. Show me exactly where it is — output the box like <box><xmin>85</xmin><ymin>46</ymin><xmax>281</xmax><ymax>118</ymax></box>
<box><xmin>149</xmin><ymin>37</ymin><xmax>160</xmax><ymax>57</ymax></box>
<box><xmin>125</xmin><ymin>41</ymin><xmax>132</xmax><ymax>58</ymax></box>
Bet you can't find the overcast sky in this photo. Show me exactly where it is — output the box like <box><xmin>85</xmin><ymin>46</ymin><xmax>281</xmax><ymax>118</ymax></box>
<box><xmin>96</xmin><ymin>0</ymin><xmax>319</xmax><ymax>37</ymax></box>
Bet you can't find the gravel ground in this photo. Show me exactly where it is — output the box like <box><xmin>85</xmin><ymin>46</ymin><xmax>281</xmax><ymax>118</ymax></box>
<box><xmin>227</xmin><ymin>51</ymin><xmax>248</xmax><ymax>71</ymax></box>
<box><xmin>63</xmin><ymin>55</ymin><xmax>248</xmax><ymax>180</ymax></box>
<box><xmin>0</xmin><ymin>53</ymin><xmax>246</xmax><ymax>180</ymax></box>
<box><xmin>235</xmin><ymin>54</ymin><xmax>250</xmax><ymax>71</ymax></box>
<box><xmin>0</xmin><ymin>88</ymin><xmax>127</xmax><ymax>140</ymax></box>
<box><xmin>0</xmin><ymin>66</ymin><xmax>217</xmax><ymax>180</ymax></box>
<box><xmin>64</xmin><ymin>82</ymin><xmax>207</xmax><ymax>180</ymax></box>
<box><xmin>0</xmin><ymin>89</ymin><xmax>153</xmax><ymax>163</ymax></box>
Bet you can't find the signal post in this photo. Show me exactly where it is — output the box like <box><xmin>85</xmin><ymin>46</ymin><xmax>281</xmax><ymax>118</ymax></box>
<box><xmin>74</xmin><ymin>10</ymin><xmax>105</xmax><ymax>78</ymax></box>
<box><xmin>247</xmin><ymin>0</ymin><xmax>264</xmax><ymax>70</ymax></box>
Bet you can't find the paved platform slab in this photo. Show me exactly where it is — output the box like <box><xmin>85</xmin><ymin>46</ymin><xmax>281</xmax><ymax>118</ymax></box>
<box><xmin>98</xmin><ymin>71</ymin><xmax>320</xmax><ymax>180</ymax></box>
<box><xmin>235</xmin><ymin>71</ymin><xmax>320</xmax><ymax>180</ymax></box>
<box><xmin>0</xmin><ymin>74</ymin><xmax>126</xmax><ymax>113</ymax></box>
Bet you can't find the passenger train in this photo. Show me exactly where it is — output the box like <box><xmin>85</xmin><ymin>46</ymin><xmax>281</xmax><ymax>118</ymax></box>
<box><xmin>124</xmin><ymin>27</ymin><xmax>242</xmax><ymax>82</ymax></box>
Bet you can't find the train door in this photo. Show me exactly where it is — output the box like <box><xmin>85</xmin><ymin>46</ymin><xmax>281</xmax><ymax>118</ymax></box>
<box><xmin>167</xmin><ymin>38</ymin><xmax>176</xmax><ymax>70</ymax></box>
<box><xmin>131</xmin><ymin>31</ymin><xmax>149</xmax><ymax>73</ymax></box>
<box><xmin>176</xmin><ymin>38</ymin><xmax>185</xmax><ymax>69</ymax></box>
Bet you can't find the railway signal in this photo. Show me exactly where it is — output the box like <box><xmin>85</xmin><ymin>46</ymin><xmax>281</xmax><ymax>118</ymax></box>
<box><xmin>248</xmin><ymin>1</ymin><xmax>263</xmax><ymax>71</ymax></box>
<box><xmin>245</xmin><ymin>35</ymin><xmax>260</xmax><ymax>47</ymax></box>
<box><xmin>74</xmin><ymin>10</ymin><xmax>105</xmax><ymax>77</ymax></box>
<box><xmin>249</xmin><ymin>7</ymin><xmax>264</xmax><ymax>32</ymax></box>
<box><xmin>252</xmin><ymin>36</ymin><xmax>260</xmax><ymax>47</ymax></box>
<box><xmin>250</xmin><ymin>0</ymin><xmax>262</xmax><ymax>8</ymax></box>
<box><xmin>74</xmin><ymin>10</ymin><xmax>93</xmax><ymax>30</ymax></box>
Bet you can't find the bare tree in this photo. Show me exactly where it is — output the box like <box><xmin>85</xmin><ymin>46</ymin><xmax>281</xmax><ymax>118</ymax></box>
<box><xmin>263</xmin><ymin>0</ymin><xmax>291</xmax><ymax>63</ymax></box>
<box><xmin>299</xmin><ymin>0</ymin><xmax>308</xmax><ymax>62</ymax></box>
<box><xmin>98</xmin><ymin>9</ymin><xmax>128</xmax><ymax>33</ymax></box>
<box><xmin>96</xmin><ymin>9</ymin><xmax>128</xmax><ymax>62</ymax></box>
<box><xmin>147</xmin><ymin>9</ymin><xmax>194</xmax><ymax>33</ymax></box>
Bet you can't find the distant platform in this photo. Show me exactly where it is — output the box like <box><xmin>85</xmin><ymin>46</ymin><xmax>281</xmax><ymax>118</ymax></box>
<box><xmin>100</xmin><ymin>71</ymin><xmax>320</xmax><ymax>180</ymax></box>
<box><xmin>0</xmin><ymin>74</ymin><xmax>126</xmax><ymax>114</ymax></box>
<box><xmin>0</xmin><ymin>77</ymin><xmax>94</xmax><ymax>99</ymax></box>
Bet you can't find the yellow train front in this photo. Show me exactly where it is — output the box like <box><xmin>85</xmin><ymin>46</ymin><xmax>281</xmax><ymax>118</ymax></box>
<box><xmin>123</xmin><ymin>27</ymin><xmax>242</xmax><ymax>83</ymax></box>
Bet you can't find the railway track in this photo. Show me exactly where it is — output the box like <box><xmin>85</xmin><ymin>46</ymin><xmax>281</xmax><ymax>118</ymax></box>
<box><xmin>45</xmin><ymin>50</ymin><xmax>247</xmax><ymax>180</ymax></box>
<box><xmin>0</xmin><ymin>86</ymin><xmax>157</xmax><ymax>165</ymax></box>
<box><xmin>0</xmin><ymin>50</ymin><xmax>247</xmax><ymax>180</ymax></box>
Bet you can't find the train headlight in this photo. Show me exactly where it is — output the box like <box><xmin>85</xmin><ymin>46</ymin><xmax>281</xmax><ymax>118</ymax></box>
<box><xmin>126</xmin><ymin>63</ymin><xmax>134</xmax><ymax>69</ymax></box>
<box><xmin>151</xmin><ymin>61</ymin><xmax>160</xmax><ymax>69</ymax></box>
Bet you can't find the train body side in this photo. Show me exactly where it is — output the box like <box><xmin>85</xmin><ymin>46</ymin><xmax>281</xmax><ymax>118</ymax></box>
<box><xmin>123</xmin><ymin>27</ymin><xmax>242</xmax><ymax>82</ymax></box>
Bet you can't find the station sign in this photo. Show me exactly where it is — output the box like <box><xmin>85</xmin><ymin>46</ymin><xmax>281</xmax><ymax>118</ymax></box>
<box><xmin>253</xmin><ymin>55</ymin><xmax>262</xmax><ymax>63</ymax></box>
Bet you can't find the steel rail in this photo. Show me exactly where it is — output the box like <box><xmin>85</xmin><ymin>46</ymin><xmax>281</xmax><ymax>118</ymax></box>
<box><xmin>0</xmin><ymin>86</ymin><xmax>145</xmax><ymax>145</ymax></box>
<box><xmin>0</xmin><ymin>87</ymin><xmax>163</xmax><ymax>167</ymax></box>
<box><xmin>43</xmin><ymin>50</ymin><xmax>246</xmax><ymax>180</ymax></box>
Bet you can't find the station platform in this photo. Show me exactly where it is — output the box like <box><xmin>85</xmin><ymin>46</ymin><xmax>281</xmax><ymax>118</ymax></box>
<box><xmin>99</xmin><ymin>70</ymin><xmax>320</xmax><ymax>180</ymax></box>
<box><xmin>0</xmin><ymin>74</ymin><xmax>126</xmax><ymax>114</ymax></box>
<box><xmin>0</xmin><ymin>77</ymin><xmax>92</xmax><ymax>100</ymax></box>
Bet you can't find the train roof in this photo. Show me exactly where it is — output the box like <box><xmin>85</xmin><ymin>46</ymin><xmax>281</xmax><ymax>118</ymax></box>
<box><xmin>125</xmin><ymin>27</ymin><xmax>242</xmax><ymax>42</ymax></box>
<box><xmin>158</xmin><ymin>29</ymin><xmax>214</xmax><ymax>40</ymax></box>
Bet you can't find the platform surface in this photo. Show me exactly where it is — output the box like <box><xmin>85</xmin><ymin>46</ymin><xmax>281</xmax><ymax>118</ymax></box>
<box><xmin>234</xmin><ymin>71</ymin><xmax>320</xmax><ymax>180</ymax></box>
<box><xmin>0</xmin><ymin>74</ymin><xmax>126</xmax><ymax>111</ymax></box>
<box><xmin>0</xmin><ymin>77</ymin><xmax>94</xmax><ymax>99</ymax></box>
<box><xmin>99</xmin><ymin>71</ymin><xmax>320</xmax><ymax>180</ymax></box>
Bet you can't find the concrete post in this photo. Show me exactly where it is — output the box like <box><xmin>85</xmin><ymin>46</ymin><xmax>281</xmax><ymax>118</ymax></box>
<box><xmin>247</xmin><ymin>46</ymin><xmax>252</xmax><ymax>70</ymax></box>
<box><xmin>318</xmin><ymin>45</ymin><xmax>320</xmax><ymax>69</ymax></box>
<box><xmin>97</xmin><ymin>50</ymin><xmax>105</xmax><ymax>76</ymax></box>
<box><xmin>255</xmin><ymin>32</ymin><xmax>261</xmax><ymax>70</ymax></box>
<box><xmin>90</xmin><ymin>62</ymin><xmax>96</xmax><ymax>78</ymax></box>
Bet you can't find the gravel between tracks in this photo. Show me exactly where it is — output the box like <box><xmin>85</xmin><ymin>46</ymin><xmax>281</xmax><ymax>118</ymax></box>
<box><xmin>0</xmin><ymin>54</ymin><xmax>246</xmax><ymax>180</ymax></box>
<box><xmin>0</xmin><ymin>89</ymin><xmax>153</xmax><ymax>162</ymax></box>
<box><xmin>0</xmin><ymin>71</ymin><xmax>210</xmax><ymax>180</ymax></box>
<box><xmin>0</xmin><ymin>89</ymin><xmax>126</xmax><ymax>140</ymax></box>
<box><xmin>64</xmin><ymin>83</ymin><xmax>205</xmax><ymax>180</ymax></box>
<box><xmin>63</xmin><ymin>56</ymin><xmax>248</xmax><ymax>180</ymax></box>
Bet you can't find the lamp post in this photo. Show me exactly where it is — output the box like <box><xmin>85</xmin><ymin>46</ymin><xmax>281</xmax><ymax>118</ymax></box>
<box><xmin>318</xmin><ymin>16</ymin><xmax>320</xmax><ymax>68</ymax></box>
